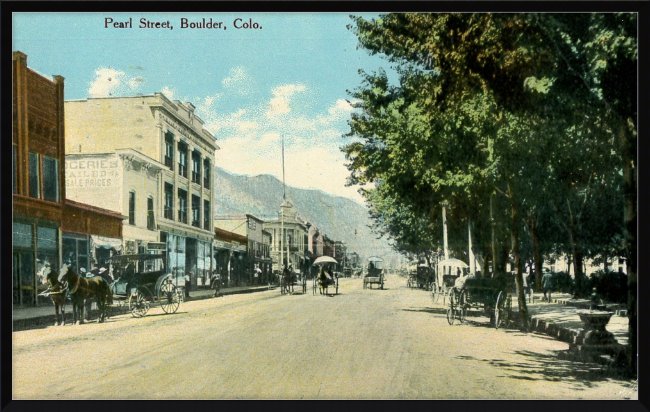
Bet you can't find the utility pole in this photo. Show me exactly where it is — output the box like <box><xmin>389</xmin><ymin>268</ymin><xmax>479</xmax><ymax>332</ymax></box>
<box><xmin>442</xmin><ymin>201</ymin><xmax>449</xmax><ymax>261</ymax></box>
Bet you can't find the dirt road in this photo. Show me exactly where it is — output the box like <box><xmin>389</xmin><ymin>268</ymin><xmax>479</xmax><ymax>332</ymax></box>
<box><xmin>12</xmin><ymin>276</ymin><xmax>637</xmax><ymax>399</ymax></box>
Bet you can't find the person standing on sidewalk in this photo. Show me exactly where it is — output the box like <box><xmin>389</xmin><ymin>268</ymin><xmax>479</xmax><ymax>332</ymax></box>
<box><xmin>185</xmin><ymin>271</ymin><xmax>191</xmax><ymax>299</ymax></box>
<box><xmin>542</xmin><ymin>270</ymin><xmax>553</xmax><ymax>302</ymax></box>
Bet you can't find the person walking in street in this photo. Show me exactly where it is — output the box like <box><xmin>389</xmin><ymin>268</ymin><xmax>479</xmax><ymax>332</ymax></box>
<box><xmin>542</xmin><ymin>270</ymin><xmax>553</xmax><ymax>302</ymax></box>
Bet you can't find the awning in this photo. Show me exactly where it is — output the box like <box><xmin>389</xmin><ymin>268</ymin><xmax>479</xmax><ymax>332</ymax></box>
<box><xmin>91</xmin><ymin>235</ymin><xmax>122</xmax><ymax>252</ymax></box>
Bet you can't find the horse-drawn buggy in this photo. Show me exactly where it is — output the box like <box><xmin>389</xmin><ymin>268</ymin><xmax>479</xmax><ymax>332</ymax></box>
<box><xmin>108</xmin><ymin>254</ymin><xmax>182</xmax><ymax>317</ymax></box>
<box><xmin>431</xmin><ymin>258</ymin><xmax>469</xmax><ymax>304</ymax></box>
<box><xmin>445</xmin><ymin>275</ymin><xmax>513</xmax><ymax>328</ymax></box>
<box><xmin>312</xmin><ymin>256</ymin><xmax>339</xmax><ymax>295</ymax></box>
<box><xmin>363</xmin><ymin>257</ymin><xmax>384</xmax><ymax>289</ymax></box>
<box><xmin>407</xmin><ymin>264</ymin><xmax>435</xmax><ymax>290</ymax></box>
<box><xmin>280</xmin><ymin>267</ymin><xmax>307</xmax><ymax>295</ymax></box>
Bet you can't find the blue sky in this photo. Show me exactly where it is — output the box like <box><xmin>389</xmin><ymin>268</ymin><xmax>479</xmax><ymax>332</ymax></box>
<box><xmin>13</xmin><ymin>12</ymin><xmax>398</xmax><ymax>204</ymax></box>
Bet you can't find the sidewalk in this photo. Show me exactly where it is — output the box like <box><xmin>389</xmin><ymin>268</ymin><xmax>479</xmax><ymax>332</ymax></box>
<box><xmin>12</xmin><ymin>284</ymin><xmax>273</xmax><ymax>326</ymax></box>
<box><xmin>511</xmin><ymin>292</ymin><xmax>629</xmax><ymax>365</ymax></box>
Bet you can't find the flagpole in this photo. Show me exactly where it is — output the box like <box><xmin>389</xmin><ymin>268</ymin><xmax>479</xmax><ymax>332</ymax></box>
<box><xmin>280</xmin><ymin>135</ymin><xmax>285</xmax><ymax>272</ymax></box>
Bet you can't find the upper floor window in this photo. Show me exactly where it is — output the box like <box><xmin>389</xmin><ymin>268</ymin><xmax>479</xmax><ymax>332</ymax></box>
<box><xmin>164</xmin><ymin>132</ymin><xmax>174</xmax><ymax>169</ymax></box>
<box><xmin>42</xmin><ymin>156</ymin><xmax>59</xmax><ymax>202</ymax></box>
<box><xmin>147</xmin><ymin>196</ymin><xmax>155</xmax><ymax>230</ymax></box>
<box><xmin>178</xmin><ymin>188</ymin><xmax>187</xmax><ymax>224</ymax></box>
<box><xmin>29</xmin><ymin>152</ymin><xmax>41</xmax><ymax>199</ymax></box>
<box><xmin>203</xmin><ymin>158</ymin><xmax>211</xmax><ymax>188</ymax></box>
<box><xmin>129</xmin><ymin>191</ymin><xmax>136</xmax><ymax>225</ymax></box>
<box><xmin>164</xmin><ymin>183</ymin><xmax>174</xmax><ymax>220</ymax></box>
<box><xmin>204</xmin><ymin>200</ymin><xmax>210</xmax><ymax>230</ymax></box>
<box><xmin>178</xmin><ymin>142</ymin><xmax>188</xmax><ymax>178</ymax></box>
<box><xmin>191</xmin><ymin>194</ymin><xmax>201</xmax><ymax>228</ymax></box>
<box><xmin>13</xmin><ymin>144</ymin><xmax>17</xmax><ymax>194</ymax></box>
<box><xmin>192</xmin><ymin>151</ymin><xmax>202</xmax><ymax>184</ymax></box>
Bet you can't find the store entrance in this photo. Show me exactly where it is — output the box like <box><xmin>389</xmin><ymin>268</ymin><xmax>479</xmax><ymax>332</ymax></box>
<box><xmin>186</xmin><ymin>238</ymin><xmax>197</xmax><ymax>289</ymax></box>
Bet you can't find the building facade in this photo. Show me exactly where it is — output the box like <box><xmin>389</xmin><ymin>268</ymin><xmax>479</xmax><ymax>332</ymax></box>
<box><xmin>13</xmin><ymin>51</ymin><xmax>122</xmax><ymax>306</ymax></box>
<box><xmin>265</xmin><ymin>200</ymin><xmax>308</xmax><ymax>272</ymax></box>
<box><xmin>215</xmin><ymin>214</ymin><xmax>271</xmax><ymax>286</ymax></box>
<box><xmin>65</xmin><ymin>94</ymin><xmax>218</xmax><ymax>290</ymax></box>
<box><xmin>214</xmin><ymin>227</ymin><xmax>247</xmax><ymax>287</ymax></box>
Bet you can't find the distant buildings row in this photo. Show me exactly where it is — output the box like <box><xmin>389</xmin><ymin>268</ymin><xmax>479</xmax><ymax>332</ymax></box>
<box><xmin>12</xmin><ymin>51</ymin><xmax>360</xmax><ymax>307</ymax></box>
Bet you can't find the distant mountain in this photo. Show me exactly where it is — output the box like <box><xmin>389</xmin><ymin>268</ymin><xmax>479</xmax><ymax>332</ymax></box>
<box><xmin>213</xmin><ymin>167</ymin><xmax>400</xmax><ymax>266</ymax></box>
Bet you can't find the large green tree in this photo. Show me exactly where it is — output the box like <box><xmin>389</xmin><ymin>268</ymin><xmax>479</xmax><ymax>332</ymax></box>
<box><xmin>345</xmin><ymin>13</ymin><xmax>636</xmax><ymax>373</ymax></box>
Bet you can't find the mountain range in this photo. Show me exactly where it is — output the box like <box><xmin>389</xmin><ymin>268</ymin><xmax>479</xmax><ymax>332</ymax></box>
<box><xmin>212</xmin><ymin>167</ymin><xmax>401</xmax><ymax>266</ymax></box>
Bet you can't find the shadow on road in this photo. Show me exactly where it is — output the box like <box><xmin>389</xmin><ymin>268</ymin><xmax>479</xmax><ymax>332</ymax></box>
<box><xmin>455</xmin><ymin>350</ymin><xmax>635</xmax><ymax>386</ymax></box>
<box><xmin>401</xmin><ymin>307</ymin><xmax>448</xmax><ymax>316</ymax></box>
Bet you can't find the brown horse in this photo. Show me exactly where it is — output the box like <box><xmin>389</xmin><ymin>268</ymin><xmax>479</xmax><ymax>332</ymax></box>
<box><xmin>318</xmin><ymin>268</ymin><xmax>334</xmax><ymax>295</ymax></box>
<box><xmin>39</xmin><ymin>267</ymin><xmax>68</xmax><ymax>326</ymax></box>
<box><xmin>58</xmin><ymin>264</ymin><xmax>113</xmax><ymax>324</ymax></box>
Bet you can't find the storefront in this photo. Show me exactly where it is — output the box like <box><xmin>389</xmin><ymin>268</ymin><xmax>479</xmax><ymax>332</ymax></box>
<box><xmin>214</xmin><ymin>227</ymin><xmax>248</xmax><ymax>287</ymax></box>
<box><xmin>12</xmin><ymin>220</ymin><xmax>60</xmax><ymax>306</ymax></box>
<box><xmin>162</xmin><ymin>232</ymin><xmax>212</xmax><ymax>290</ymax></box>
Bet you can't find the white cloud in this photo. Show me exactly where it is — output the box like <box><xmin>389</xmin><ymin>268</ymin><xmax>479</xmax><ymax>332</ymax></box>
<box><xmin>175</xmin><ymin>78</ymin><xmax>361</xmax><ymax>203</ymax></box>
<box><xmin>328</xmin><ymin>99</ymin><xmax>354</xmax><ymax>117</ymax></box>
<box><xmin>266</xmin><ymin>83</ymin><xmax>307</xmax><ymax>118</ymax></box>
<box><xmin>222</xmin><ymin>66</ymin><xmax>253</xmax><ymax>95</ymax></box>
<box><xmin>88</xmin><ymin>67</ymin><xmax>144</xmax><ymax>98</ymax></box>
<box><xmin>160</xmin><ymin>86</ymin><xmax>176</xmax><ymax>101</ymax></box>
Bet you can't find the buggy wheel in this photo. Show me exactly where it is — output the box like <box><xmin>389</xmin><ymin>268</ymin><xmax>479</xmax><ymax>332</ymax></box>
<box><xmin>431</xmin><ymin>282</ymin><xmax>439</xmax><ymax>304</ymax></box>
<box><xmin>495</xmin><ymin>291</ymin><xmax>507</xmax><ymax>329</ymax></box>
<box><xmin>446</xmin><ymin>289</ymin><xmax>456</xmax><ymax>325</ymax></box>
<box><xmin>458</xmin><ymin>290</ymin><xmax>467</xmax><ymax>324</ymax></box>
<box><xmin>158</xmin><ymin>281</ymin><xmax>180</xmax><ymax>314</ymax></box>
<box><xmin>129</xmin><ymin>291</ymin><xmax>149</xmax><ymax>318</ymax></box>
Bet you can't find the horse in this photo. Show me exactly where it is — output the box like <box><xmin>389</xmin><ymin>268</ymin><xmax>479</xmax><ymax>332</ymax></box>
<box><xmin>281</xmin><ymin>269</ymin><xmax>296</xmax><ymax>294</ymax></box>
<box><xmin>318</xmin><ymin>269</ymin><xmax>334</xmax><ymax>295</ymax></box>
<box><xmin>58</xmin><ymin>264</ymin><xmax>113</xmax><ymax>324</ymax></box>
<box><xmin>39</xmin><ymin>266</ymin><xmax>68</xmax><ymax>326</ymax></box>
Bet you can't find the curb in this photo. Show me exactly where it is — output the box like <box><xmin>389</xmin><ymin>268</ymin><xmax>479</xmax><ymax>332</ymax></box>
<box><xmin>12</xmin><ymin>286</ymin><xmax>271</xmax><ymax>331</ymax></box>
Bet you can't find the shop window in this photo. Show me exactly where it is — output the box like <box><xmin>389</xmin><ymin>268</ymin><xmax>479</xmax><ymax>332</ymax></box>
<box><xmin>37</xmin><ymin>226</ymin><xmax>59</xmax><ymax>304</ymax></box>
<box><xmin>164</xmin><ymin>183</ymin><xmax>174</xmax><ymax>220</ymax></box>
<box><xmin>29</xmin><ymin>152</ymin><xmax>40</xmax><ymax>199</ymax></box>
<box><xmin>129</xmin><ymin>191</ymin><xmax>136</xmax><ymax>225</ymax></box>
<box><xmin>63</xmin><ymin>236</ymin><xmax>89</xmax><ymax>273</ymax></box>
<box><xmin>42</xmin><ymin>156</ymin><xmax>59</xmax><ymax>202</ymax></box>
<box><xmin>204</xmin><ymin>158</ymin><xmax>210</xmax><ymax>188</ymax></box>
<box><xmin>147</xmin><ymin>196</ymin><xmax>155</xmax><ymax>230</ymax></box>
<box><xmin>191</xmin><ymin>194</ymin><xmax>200</xmax><ymax>228</ymax></box>
<box><xmin>178</xmin><ymin>189</ymin><xmax>187</xmax><ymax>224</ymax></box>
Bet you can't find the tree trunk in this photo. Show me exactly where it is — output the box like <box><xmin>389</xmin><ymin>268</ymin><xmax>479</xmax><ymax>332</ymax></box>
<box><xmin>568</xmin><ymin>228</ymin><xmax>585</xmax><ymax>297</ymax></box>
<box><xmin>618</xmin><ymin>120</ymin><xmax>637</xmax><ymax>377</ymax></box>
<box><xmin>482</xmin><ymin>244</ymin><xmax>490</xmax><ymax>277</ymax></box>
<box><xmin>490</xmin><ymin>193</ymin><xmax>497</xmax><ymax>278</ymax></box>
<box><xmin>528</xmin><ymin>216</ymin><xmax>543</xmax><ymax>292</ymax></box>
<box><xmin>508</xmin><ymin>181</ymin><xmax>528</xmax><ymax>331</ymax></box>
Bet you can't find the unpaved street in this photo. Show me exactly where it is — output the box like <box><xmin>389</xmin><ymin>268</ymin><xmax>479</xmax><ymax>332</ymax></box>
<box><xmin>13</xmin><ymin>275</ymin><xmax>637</xmax><ymax>400</ymax></box>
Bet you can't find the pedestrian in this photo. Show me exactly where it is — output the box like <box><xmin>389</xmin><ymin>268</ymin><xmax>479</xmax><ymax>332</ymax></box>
<box><xmin>542</xmin><ymin>270</ymin><xmax>553</xmax><ymax>302</ymax></box>
<box><xmin>211</xmin><ymin>272</ymin><xmax>222</xmax><ymax>298</ymax></box>
<box><xmin>185</xmin><ymin>272</ymin><xmax>191</xmax><ymax>298</ymax></box>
